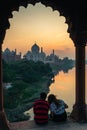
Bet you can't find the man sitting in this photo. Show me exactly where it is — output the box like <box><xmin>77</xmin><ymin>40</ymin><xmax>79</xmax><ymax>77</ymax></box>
<box><xmin>33</xmin><ymin>92</ymin><xmax>49</xmax><ymax>125</ymax></box>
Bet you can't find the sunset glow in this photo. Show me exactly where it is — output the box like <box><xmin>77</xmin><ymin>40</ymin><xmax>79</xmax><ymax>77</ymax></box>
<box><xmin>48</xmin><ymin>68</ymin><xmax>75</xmax><ymax>112</ymax></box>
<box><xmin>3</xmin><ymin>3</ymin><xmax>75</xmax><ymax>59</ymax></box>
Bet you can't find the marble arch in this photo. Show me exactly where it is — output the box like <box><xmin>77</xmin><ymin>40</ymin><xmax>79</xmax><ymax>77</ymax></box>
<box><xmin>0</xmin><ymin>0</ymin><xmax>87</xmax><ymax>129</ymax></box>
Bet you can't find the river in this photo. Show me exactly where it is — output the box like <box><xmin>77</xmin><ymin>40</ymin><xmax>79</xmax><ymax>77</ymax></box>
<box><xmin>24</xmin><ymin>65</ymin><xmax>87</xmax><ymax>120</ymax></box>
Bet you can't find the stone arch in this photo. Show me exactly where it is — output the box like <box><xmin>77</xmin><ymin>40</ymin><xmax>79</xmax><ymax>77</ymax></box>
<box><xmin>0</xmin><ymin>1</ymin><xmax>73</xmax><ymax>44</ymax></box>
<box><xmin>0</xmin><ymin>0</ymin><xmax>87</xmax><ymax>129</ymax></box>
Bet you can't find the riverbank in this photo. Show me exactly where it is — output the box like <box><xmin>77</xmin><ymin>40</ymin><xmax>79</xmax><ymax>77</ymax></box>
<box><xmin>5</xmin><ymin>77</ymin><xmax>53</xmax><ymax>122</ymax></box>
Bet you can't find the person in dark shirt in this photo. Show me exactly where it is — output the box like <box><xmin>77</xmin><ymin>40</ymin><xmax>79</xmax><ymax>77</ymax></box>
<box><xmin>33</xmin><ymin>92</ymin><xmax>49</xmax><ymax>125</ymax></box>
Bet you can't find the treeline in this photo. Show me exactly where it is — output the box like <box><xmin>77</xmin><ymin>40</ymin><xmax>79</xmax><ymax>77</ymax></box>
<box><xmin>49</xmin><ymin>57</ymin><xmax>75</xmax><ymax>74</ymax></box>
<box><xmin>3</xmin><ymin>59</ymin><xmax>54</xmax><ymax>83</ymax></box>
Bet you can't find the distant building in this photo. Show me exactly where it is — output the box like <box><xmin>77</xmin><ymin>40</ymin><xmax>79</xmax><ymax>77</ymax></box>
<box><xmin>2</xmin><ymin>43</ymin><xmax>60</xmax><ymax>63</ymax></box>
<box><xmin>23</xmin><ymin>42</ymin><xmax>46</xmax><ymax>62</ymax></box>
<box><xmin>45</xmin><ymin>49</ymin><xmax>59</xmax><ymax>63</ymax></box>
<box><xmin>2</xmin><ymin>48</ymin><xmax>21</xmax><ymax>62</ymax></box>
<box><xmin>23</xmin><ymin>42</ymin><xmax>59</xmax><ymax>63</ymax></box>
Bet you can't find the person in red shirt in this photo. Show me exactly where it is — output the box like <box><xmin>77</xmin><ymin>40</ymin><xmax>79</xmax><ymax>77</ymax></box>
<box><xmin>33</xmin><ymin>92</ymin><xmax>49</xmax><ymax>125</ymax></box>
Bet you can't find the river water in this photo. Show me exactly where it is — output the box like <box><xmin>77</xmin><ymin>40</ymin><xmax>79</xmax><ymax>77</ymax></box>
<box><xmin>48</xmin><ymin>67</ymin><xmax>75</xmax><ymax>112</ymax></box>
<box><xmin>25</xmin><ymin>65</ymin><xmax>87</xmax><ymax>120</ymax></box>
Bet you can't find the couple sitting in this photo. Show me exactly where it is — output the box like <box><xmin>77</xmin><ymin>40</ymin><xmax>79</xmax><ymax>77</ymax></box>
<box><xmin>33</xmin><ymin>92</ymin><xmax>68</xmax><ymax>125</ymax></box>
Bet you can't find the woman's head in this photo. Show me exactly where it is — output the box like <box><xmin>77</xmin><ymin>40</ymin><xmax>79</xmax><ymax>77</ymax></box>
<box><xmin>48</xmin><ymin>94</ymin><xmax>56</xmax><ymax>104</ymax></box>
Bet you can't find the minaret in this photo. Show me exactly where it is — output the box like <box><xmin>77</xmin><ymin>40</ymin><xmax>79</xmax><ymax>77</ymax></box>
<box><xmin>53</xmin><ymin>49</ymin><xmax>54</xmax><ymax>55</ymax></box>
<box><xmin>15</xmin><ymin>49</ymin><xmax>17</xmax><ymax>54</ymax></box>
<box><xmin>41</xmin><ymin>47</ymin><xmax>43</xmax><ymax>53</ymax></box>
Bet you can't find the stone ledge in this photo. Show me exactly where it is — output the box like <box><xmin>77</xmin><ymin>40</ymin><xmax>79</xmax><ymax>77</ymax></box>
<box><xmin>8</xmin><ymin>119</ymin><xmax>87</xmax><ymax>130</ymax></box>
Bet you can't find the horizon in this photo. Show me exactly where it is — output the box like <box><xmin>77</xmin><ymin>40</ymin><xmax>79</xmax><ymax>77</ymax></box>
<box><xmin>2</xmin><ymin>44</ymin><xmax>75</xmax><ymax>60</ymax></box>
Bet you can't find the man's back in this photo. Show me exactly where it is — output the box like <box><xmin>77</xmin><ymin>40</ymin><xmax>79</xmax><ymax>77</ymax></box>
<box><xmin>33</xmin><ymin>99</ymin><xmax>49</xmax><ymax>124</ymax></box>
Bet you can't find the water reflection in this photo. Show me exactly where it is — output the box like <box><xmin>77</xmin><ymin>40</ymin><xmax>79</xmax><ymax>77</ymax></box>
<box><xmin>48</xmin><ymin>67</ymin><xmax>75</xmax><ymax>112</ymax></box>
<box><xmin>26</xmin><ymin>65</ymin><xmax>87</xmax><ymax>120</ymax></box>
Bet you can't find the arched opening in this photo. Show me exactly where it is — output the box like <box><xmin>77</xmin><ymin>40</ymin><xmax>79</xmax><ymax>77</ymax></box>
<box><xmin>3</xmin><ymin>3</ymin><xmax>74</xmax><ymax>59</ymax></box>
<box><xmin>0</xmin><ymin>1</ymin><xmax>87</xmax><ymax>130</ymax></box>
<box><xmin>2</xmin><ymin>2</ymin><xmax>75</xmax><ymax>123</ymax></box>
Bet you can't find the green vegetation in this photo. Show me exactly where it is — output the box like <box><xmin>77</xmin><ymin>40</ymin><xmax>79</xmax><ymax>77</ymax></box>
<box><xmin>3</xmin><ymin>59</ymin><xmax>54</xmax><ymax>122</ymax></box>
<box><xmin>2</xmin><ymin>58</ymin><xmax>74</xmax><ymax>122</ymax></box>
<box><xmin>3</xmin><ymin>59</ymin><xmax>54</xmax><ymax>83</ymax></box>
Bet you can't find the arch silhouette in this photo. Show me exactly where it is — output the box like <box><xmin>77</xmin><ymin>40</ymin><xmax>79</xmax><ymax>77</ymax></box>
<box><xmin>0</xmin><ymin>0</ymin><xmax>87</xmax><ymax>129</ymax></box>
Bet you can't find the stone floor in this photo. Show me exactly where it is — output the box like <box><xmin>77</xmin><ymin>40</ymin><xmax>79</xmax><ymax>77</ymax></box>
<box><xmin>9</xmin><ymin>119</ymin><xmax>87</xmax><ymax>130</ymax></box>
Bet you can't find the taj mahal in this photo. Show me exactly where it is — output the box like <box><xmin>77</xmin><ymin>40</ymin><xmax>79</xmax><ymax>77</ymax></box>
<box><xmin>23</xmin><ymin>42</ymin><xmax>59</xmax><ymax>63</ymax></box>
<box><xmin>2</xmin><ymin>42</ymin><xmax>60</xmax><ymax>63</ymax></box>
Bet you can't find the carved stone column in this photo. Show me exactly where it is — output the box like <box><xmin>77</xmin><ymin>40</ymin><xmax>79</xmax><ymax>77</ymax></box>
<box><xmin>0</xmin><ymin>30</ymin><xmax>10</xmax><ymax>130</ymax></box>
<box><xmin>70</xmin><ymin>43</ymin><xmax>87</xmax><ymax>122</ymax></box>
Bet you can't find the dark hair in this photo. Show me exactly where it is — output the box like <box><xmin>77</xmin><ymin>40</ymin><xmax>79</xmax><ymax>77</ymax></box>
<box><xmin>40</xmin><ymin>92</ymin><xmax>47</xmax><ymax>100</ymax></box>
<box><xmin>48</xmin><ymin>94</ymin><xmax>60</xmax><ymax>107</ymax></box>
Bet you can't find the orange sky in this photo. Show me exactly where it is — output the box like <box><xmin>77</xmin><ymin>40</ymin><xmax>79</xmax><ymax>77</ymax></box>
<box><xmin>2</xmin><ymin>3</ymin><xmax>76</xmax><ymax>59</ymax></box>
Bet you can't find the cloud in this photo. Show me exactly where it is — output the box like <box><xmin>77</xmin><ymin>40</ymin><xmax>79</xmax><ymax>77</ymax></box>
<box><xmin>55</xmin><ymin>47</ymin><xmax>75</xmax><ymax>59</ymax></box>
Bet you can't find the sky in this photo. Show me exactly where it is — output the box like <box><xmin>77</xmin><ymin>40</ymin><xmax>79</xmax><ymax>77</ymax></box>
<box><xmin>2</xmin><ymin>2</ymin><xmax>75</xmax><ymax>59</ymax></box>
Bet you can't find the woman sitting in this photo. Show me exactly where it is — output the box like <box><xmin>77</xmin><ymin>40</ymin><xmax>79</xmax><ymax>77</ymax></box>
<box><xmin>48</xmin><ymin>94</ymin><xmax>68</xmax><ymax>122</ymax></box>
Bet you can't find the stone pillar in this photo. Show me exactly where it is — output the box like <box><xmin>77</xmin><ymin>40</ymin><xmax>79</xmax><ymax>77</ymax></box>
<box><xmin>70</xmin><ymin>44</ymin><xmax>87</xmax><ymax>122</ymax></box>
<box><xmin>0</xmin><ymin>31</ymin><xmax>10</xmax><ymax>129</ymax></box>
